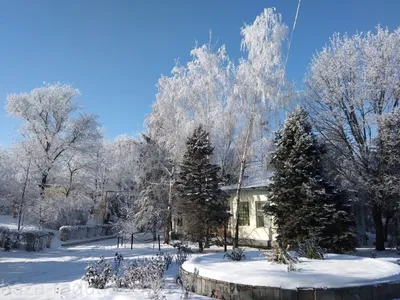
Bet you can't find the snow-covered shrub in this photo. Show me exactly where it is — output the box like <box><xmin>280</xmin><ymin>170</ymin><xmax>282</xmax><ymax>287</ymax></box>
<box><xmin>264</xmin><ymin>245</ymin><xmax>299</xmax><ymax>272</ymax></box>
<box><xmin>59</xmin><ymin>225</ymin><xmax>115</xmax><ymax>241</ymax></box>
<box><xmin>45</xmin><ymin>231</ymin><xmax>55</xmax><ymax>248</ymax></box>
<box><xmin>160</xmin><ymin>252</ymin><xmax>173</xmax><ymax>270</ymax></box>
<box><xmin>298</xmin><ymin>239</ymin><xmax>324</xmax><ymax>260</ymax></box>
<box><xmin>147</xmin><ymin>278</ymin><xmax>166</xmax><ymax>300</ymax></box>
<box><xmin>224</xmin><ymin>248</ymin><xmax>246</xmax><ymax>261</ymax></box>
<box><xmin>0</xmin><ymin>226</ymin><xmax>11</xmax><ymax>248</ymax></box>
<box><xmin>172</xmin><ymin>242</ymin><xmax>193</xmax><ymax>253</ymax></box>
<box><xmin>22</xmin><ymin>230</ymin><xmax>51</xmax><ymax>251</ymax></box>
<box><xmin>0</xmin><ymin>227</ymin><xmax>53</xmax><ymax>251</ymax></box>
<box><xmin>122</xmin><ymin>256</ymin><xmax>166</xmax><ymax>289</ymax></box>
<box><xmin>175</xmin><ymin>249</ymin><xmax>190</xmax><ymax>265</ymax></box>
<box><xmin>82</xmin><ymin>255</ymin><xmax>112</xmax><ymax>289</ymax></box>
<box><xmin>41</xmin><ymin>198</ymin><xmax>89</xmax><ymax>230</ymax></box>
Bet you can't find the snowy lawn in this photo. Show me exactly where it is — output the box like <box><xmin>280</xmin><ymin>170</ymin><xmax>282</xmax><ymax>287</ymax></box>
<box><xmin>0</xmin><ymin>238</ymin><xmax>213</xmax><ymax>300</ymax></box>
<box><xmin>0</xmin><ymin>216</ymin><xmax>212</xmax><ymax>300</ymax></box>
<box><xmin>182</xmin><ymin>250</ymin><xmax>400</xmax><ymax>289</ymax></box>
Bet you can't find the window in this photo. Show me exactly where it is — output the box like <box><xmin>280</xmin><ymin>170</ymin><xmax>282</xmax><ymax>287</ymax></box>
<box><xmin>256</xmin><ymin>202</ymin><xmax>268</xmax><ymax>227</ymax></box>
<box><xmin>238</xmin><ymin>202</ymin><xmax>250</xmax><ymax>226</ymax></box>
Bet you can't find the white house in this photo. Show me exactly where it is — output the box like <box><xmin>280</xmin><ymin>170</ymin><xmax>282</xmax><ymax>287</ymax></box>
<box><xmin>222</xmin><ymin>174</ymin><xmax>277</xmax><ymax>248</ymax></box>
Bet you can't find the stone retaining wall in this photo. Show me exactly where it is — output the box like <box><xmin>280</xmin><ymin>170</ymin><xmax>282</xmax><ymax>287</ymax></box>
<box><xmin>179</xmin><ymin>266</ymin><xmax>400</xmax><ymax>300</ymax></box>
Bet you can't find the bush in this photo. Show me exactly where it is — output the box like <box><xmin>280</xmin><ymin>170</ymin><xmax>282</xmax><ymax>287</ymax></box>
<box><xmin>59</xmin><ymin>225</ymin><xmax>115</xmax><ymax>241</ymax></box>
<box><xmin>0</xmin><ymin>227</ymin><xmax>54</xmax><ymax>251</ymax></box>
<box><xmin>41</xmin><ymin>198</ymin><xmax>90</xmax><ymax>230</ymax></box>
<box><xmin>263</xmin><ymin>245</ymin><xmax>299</xmax><ymax>272</ymax></box>
<box><xmin>122</xmin><ymin>256</ymin><xmax>166</xmax><ymax>289</ymax></box>
<box><xmin>298</xmin><ymin>239</ymin><xmax>324</xmax><ymax>259</ymax></box>
<box><xmin>224</xmin><ymin>248</ymin><xmax>246</xmax><ymax>261</ymax></box>
<box><xmin>82</xmin><ymin>255</ymin><xmax>112</xmax><ymax>289</ymax></box>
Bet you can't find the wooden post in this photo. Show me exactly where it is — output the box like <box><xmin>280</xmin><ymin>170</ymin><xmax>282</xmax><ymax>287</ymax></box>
<box><xmin>224</xmin><ymin>223</ymin><xmax>227</xmax><ymax>252</ymax></box>
<box><xmin>117</xmin><ymin>236</ymin><xmax>120</xmax><ymax>248</ymax></box>
<box><xmin>131</xmin><ymin>233</ymin><xmax>133</xmax><ymax>250</ymax></box>
<box><xmin>121</xmin><ymin>236</ymin><xmax>123</xmax><ymax>247</ymax></box>
<box><xmin>158</xmin><ymin>235</ymin><xmax>161</xmax><ymax>251</ymax></box>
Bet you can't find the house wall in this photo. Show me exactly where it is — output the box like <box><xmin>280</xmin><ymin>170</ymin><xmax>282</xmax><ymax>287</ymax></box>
<box><xmin>228</xmin><ymin>188</ymin><xmax>276</xmax><ymax>248</ymax></box>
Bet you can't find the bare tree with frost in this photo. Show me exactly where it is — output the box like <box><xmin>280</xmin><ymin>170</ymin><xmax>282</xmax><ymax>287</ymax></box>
<box><xmin>304</xmin><ymin>26</ymin><xmax>400</xmax><ymax>250</ymax></box>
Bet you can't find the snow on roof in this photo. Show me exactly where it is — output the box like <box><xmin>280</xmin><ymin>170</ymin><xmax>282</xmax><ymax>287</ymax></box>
<box><xmin>222</xmin><ymin>170</ymin><xmax>273</xmax><ymax>192</ymax></box>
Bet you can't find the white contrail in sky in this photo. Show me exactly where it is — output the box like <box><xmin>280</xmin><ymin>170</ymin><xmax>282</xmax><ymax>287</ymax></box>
<box><xmin>285</xmin><ymin>0</ymin><xmax>302</xmax><ymax>68</ymax></box>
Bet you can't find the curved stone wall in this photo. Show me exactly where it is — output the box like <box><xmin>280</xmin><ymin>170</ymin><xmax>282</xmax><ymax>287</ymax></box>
<box><xmin>179</xmin><ymin>266</ymin><xmax>400</xmax><ymax>300</ymax></box>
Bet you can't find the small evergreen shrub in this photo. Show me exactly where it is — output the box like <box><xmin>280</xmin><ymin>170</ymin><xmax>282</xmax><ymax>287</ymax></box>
<box><xmin>298</xmin><ymin>239</ymin><xmax>324</xmax><ymax>260</ymax></box>
<box><xmin>263</xmin><ymin>245</ymin><xmax>299</xmax><ymax>272</ymax></box>
<box><xmin>223</xmin><ymin>248</ymin><xmax>246</xmax><ymax>261</ymax></box>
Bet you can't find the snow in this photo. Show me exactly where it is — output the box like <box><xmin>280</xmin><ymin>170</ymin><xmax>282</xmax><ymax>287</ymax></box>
<box><xmin>0</xmin><ymin>238</ymin><xmax>212</xmax><ymax>300</ymax></box>
<box><xmin>0</xmin><ymin>215</ymin><xmax>38</xmax><ymax>230</ymax></box>
<box><xmin>0</xmin><ymin>215</ymin><xmax>211</xmax><ymax>300</ymax></box>
<box><xmin>182</xmin><ymin>250</ymin><xmax>400</xmax><ymax>290</ymax></box>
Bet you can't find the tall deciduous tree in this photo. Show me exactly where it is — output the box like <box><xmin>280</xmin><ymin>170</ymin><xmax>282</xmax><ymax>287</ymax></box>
<box><xmin>304</xmin><ymin>26</ymin><xmax>400</xmax><ymax>250</ymax></box>
<box><xmin>232</xmin><ymin>8</ymin><xmax>290</xmax><ymax>247</ymax></box>
<box><xmin>6</xmin><ymin>83</ymin><xmax>102</xmax><ymax>225</ymax></box>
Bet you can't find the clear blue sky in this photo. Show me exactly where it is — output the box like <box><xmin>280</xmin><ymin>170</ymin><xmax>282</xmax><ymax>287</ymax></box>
<box><xmin>1</xmin><ymin>0</ymin><xmax>399</xmax><ymax>145</ymax></box>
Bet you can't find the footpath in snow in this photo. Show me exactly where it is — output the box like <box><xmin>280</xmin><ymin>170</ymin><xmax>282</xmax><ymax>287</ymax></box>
<box><xmin>0</xmin><ymin>215</ymin><xmax>211</xmax><ymax>300</ymax></box>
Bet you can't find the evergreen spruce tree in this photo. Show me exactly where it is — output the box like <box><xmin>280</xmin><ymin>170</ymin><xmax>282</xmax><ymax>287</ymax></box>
<box><xmin>176</xmin><ymin>125</ymin><xmax>228</xmax><ymax>252</ymax></box>
<box><xmin>268</xmin><ymin>106</ymin><xmax>356</xmax><ymax>252</ymax></box>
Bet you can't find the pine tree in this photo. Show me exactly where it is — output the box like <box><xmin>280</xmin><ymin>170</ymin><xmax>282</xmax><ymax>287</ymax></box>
<box><xmin>176</xmin><ymin>125</ymin><xmax>228</xmax><ymax>252</ymax></box>
<box><xmin>268</xmin><ymin>106</ymin><xmax>356</xmax><ymax>252</ymax></box>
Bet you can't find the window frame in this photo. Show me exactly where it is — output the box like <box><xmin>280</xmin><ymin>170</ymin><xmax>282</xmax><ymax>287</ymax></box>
<box><xmin>238</xmin><ymin>202</ymin><xmax>250</xmax><ymax>226</ymax></box>
<box><xmin>256</xmin><ymin>201</ymin><xmax>268</xmax><ymax>228</ymax></box>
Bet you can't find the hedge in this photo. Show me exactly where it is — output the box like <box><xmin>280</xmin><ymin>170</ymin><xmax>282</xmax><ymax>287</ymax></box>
<box><xmin>59</xmin><ymin>225</ymin><xmax>115</xmax><ymax>241</ymax></box>
<box><xmin>0</xmin><ymin>226</ymin><xmax>55</xmax><ymax>251</ymax></box>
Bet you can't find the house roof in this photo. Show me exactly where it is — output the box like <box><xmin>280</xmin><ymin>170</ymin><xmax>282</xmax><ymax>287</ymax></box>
<box><xmin>222</xmin><ymin>171</ymin><xmax>273</xmax><ymax>193</ymax></box>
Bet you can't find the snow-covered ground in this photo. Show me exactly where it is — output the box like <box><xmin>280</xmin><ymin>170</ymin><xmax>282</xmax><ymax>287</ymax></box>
<box><xmin>0</xmin><ymin>215</ymin><xmax>212</xmax><ymax>300</ymax></box>
<box><xmin>0</xmin><ymin>238</ymin><xmax>213</xmax><ymax>300</ymax></box>
<box><xmin>3</xmin><ymin>214</ymin><xmax>400</xmax><ymax>299</ymax></box>
<box><xmin>182</xmin><ymin>250</ymin><xmax>400</xmax><ymax>290</ymax></box>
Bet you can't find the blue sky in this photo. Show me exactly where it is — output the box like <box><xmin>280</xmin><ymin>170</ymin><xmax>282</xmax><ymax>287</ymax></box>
<box><xmin>1</xmin><ymin>0</ymin><xmax>399</xmax><ymax>145</ymax></box>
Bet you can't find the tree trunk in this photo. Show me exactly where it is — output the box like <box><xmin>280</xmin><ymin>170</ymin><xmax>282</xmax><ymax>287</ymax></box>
<box><xmin>204</xmin><ymin>227</ymin><xmax>210</xmax><ymax>248</ymax></box>
<box><xmin>372</xmin><ymin>204</ymin><xmax>385</xmax><ymax>251</ymax></box>
<box><xmin>233</xmin><ymin>117</ymin><xmax>253</xmax><ymax>248</ymax></box>
<box><xmin>384</xmin><ymin>217</ymin><xmax>391</xmax><ymax>243</ymax></box>
<box><xmin>165</xmin><ymin>174</ymin><xmax>174</xmax><ymax>245</ymax></box>
<box><xmin>38</xmin><ymin>171</ymin><xmax>48</xmax><ymax>226</ymax></box>
<box><xmin>18</xmin><ymin>159</ymin><xmax>31</xmax><ymax>231</ymax></box>
<box><xmin>198</xmin><ymin>240</ymin><xmax>204</xmax><ymax>253</ymax></box>
<box><xmin>234</xmin><ymin>159</ymin><xmax>246</xmax><ymax>248</ymax></box>
<box><xmin>152</xmin><ymin>220</ymin><xmax>157</xmax><ymax>242</ymax></box>
<box><xmin>163</xmin><ymin>216</ymin><xmax>170</xmax><ymax>244</ymax></box>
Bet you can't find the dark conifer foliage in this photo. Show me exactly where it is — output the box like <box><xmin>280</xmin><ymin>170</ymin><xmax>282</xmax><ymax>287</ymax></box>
<box><xmin>176</xmin><ymin>125</ymin><xmax>228</xmax><ymax>252</ymax></box>
<box><xmin>268</xmin><ymin>106</ymin><xmax>356</xmax><ymax>252</ymax></box>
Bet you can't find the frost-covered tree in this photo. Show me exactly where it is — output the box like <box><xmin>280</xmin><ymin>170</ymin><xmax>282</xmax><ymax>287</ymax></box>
<box><xmin>268</xmin><ymin>106</ymin><xmax>356</xmax><ymax>252</ymax></box>
<box><xmin>125</xmin><ymin>134</ymin><xmax>172</xmax><ymax>242</ymax></box>
<box><xmin>375</xmin><ymin>109</ymin><xmax>400</xmax><ymax>241</ymax></box>
<box><xmin>232</xmin><ymin>8</ymin><xmax>291</xmax><ymax>247</ymax></box>
<box><xmin>102</xmin><ymin>136</ymin><xmax>141</xmax><ymax>223</ymax></box>
<box><xmin>146</xmin><ymin>41</ymin><xmax>236</xmax><ymax>242</ymax></box>
<box><xmin>176</xmin><ymin>126</ymin><xmax>228</xmax><ymax>252</ymax></box>
<box><xmin>6</xmin><ymin>83</ymin><xmax>102</xmax><ymax>225</ymax></box>
<box><xmin>145</xmin><ymin>8</ymin><xmax>292</xmax><ymax>245</ymax></box>
<box><xmin>304</xmin><ymin>26</ymin><xmax>400</xmax><ymax>250</ymax></box>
